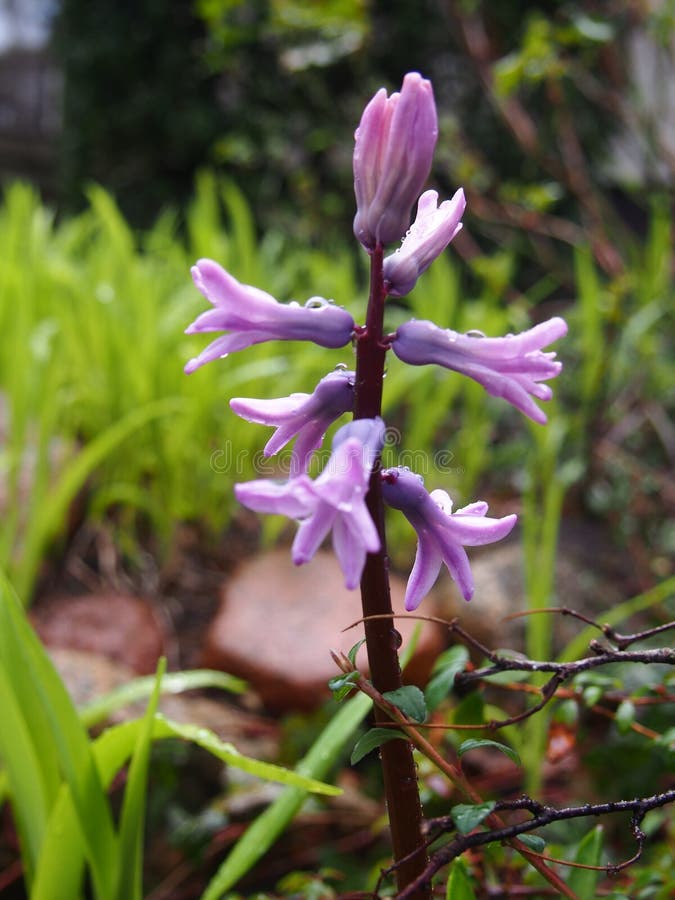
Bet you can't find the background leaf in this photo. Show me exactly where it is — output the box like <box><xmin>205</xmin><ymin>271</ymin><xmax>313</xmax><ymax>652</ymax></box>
<box><xmin>382</xmin><ymin>685</ymin><xmax>427</xmax><ymax>723</ymax></box>
<box><xmin>350</xmin><ymin>728</ymin><xmax>408</xmax><ymax>765</ymax></box>
<box><xmin>451</xmin><ymin>802</ymin><xmax>496</xmax><ymax>835</ymax></box>
<box><xmin>458</xmin><ymin>739</ymin><xmax>521</xmax><ymax>767</ymax></box>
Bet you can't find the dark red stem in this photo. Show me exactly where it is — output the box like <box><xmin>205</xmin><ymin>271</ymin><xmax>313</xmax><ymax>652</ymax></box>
<box><xmin>353</xmin><ymin>245</ymin><xmax>430</xmax><ymax>898</ymax></box>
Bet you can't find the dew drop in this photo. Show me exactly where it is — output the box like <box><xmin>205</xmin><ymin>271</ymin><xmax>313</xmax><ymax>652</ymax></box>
<box><xmin>335</xmin><ymin>362</ymin><xmax>348</xmax><ymax>371</ymax></box>
<box><xmin>305</xmin><ymin>297</ymin><xmax>326</xmax><ymax>309</ymax></box>
<box><xmin>466</xmin><ymin>329</ymin><xmax>486</xmax><ymax>339</ymax></box>
<box><xmin>390</xmin><ymin>629</ymin><xmax>403</xmax><ymax>650</ymax></box>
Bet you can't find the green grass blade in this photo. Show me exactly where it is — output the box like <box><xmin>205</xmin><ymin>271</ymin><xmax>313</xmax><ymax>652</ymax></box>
<box><xmin>567</xmin><ymin>825</ymin><xmax>604</xmax><ymax>898</ymax></box>
<box><xmin>115</xmin><ymin>659</ymin><xmax>166</xmax><ymax>900</ymax></box>
<box><xmin>0</xmin><ymin>573</ymin><xmax>118</xmax><ymax>899</ymax></box>
<box><xmin>79</xmin><ymin>669</ymin><xmax>247</xmax><ymax>729</ymax></box>
<box><xmin>445</xmin><ymin>857</ymin><xmax>477</xmax><ymax>899</ymax></box>
<box><xmin>34</xmin><ymin>709</ymin><xmax>344</xmax><ymax>900</ymax></box>
<box><xmin>151</xmin><ymin>716</ymin><xmax>342</xmax><ymax>794</ymax></box>
<box><xmin>0</xmin><ymin>665</ymin><xmax>51</xmax><ymax>886</ymax></box>
<box><xmin>12</xmin><ymin>396</ymin><xmax>184</xmax><ymax>601</ymax></box>
<box><xmin>200</xmin><ymin>691</ymin><xmax>371</xmax><ymax>898</ymax></box>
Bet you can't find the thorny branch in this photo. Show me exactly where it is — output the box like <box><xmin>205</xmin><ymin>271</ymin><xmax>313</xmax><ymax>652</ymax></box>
<box><xmin>332</xmin><ymin>651</ymin><xmax>581</xmax><ymax>900</ymax></box>
<box><xmin>457</xmin><ymin>643</ymin><xmax>675</xmax><ymax>686</ymax></box>
<box><xmin>340</xmin><ymin>608</ymin><xmax>675</xmax><ymax>895</ymax></box>
<box><xmin>416</xmin><ymin>789</ymin><xmax>675</xmax><ymax>891</ymax></box>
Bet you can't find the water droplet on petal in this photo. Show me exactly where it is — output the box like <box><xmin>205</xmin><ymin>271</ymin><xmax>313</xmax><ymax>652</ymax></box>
<box><xmin>335</xmin><ymin>362</ymin><xmax>348</xmax><ymax>371</ymax></box>
<box><xmin>466</xmin><ymin>329</ymin><xmax>486</xmax><ymax>339</ymax></box>
<box><xmin>305</xmin><ymin>297</ymin><xmax>327</xmax><ymax>309</ymax></box>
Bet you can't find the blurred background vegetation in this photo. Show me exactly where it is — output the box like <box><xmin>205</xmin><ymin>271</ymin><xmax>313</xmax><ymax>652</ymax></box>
<box><xmin>0</xmin><ymin>0</ymin><xmax>670</xmax><ymax>601</ymax></box>
<box><xmin>0</xmin><ymin>2</ymin><xmax>673</xmax><ymax>897</ymax></box>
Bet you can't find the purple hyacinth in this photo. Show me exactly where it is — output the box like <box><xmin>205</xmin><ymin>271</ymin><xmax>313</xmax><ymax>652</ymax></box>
<box><xmin>383</xmin><ymin>189</ymin><xmax>466</xmax><ymax>297</ymax></box>
<box><xmin>392</xmin><ymin>317</ymin><xmax>568</xmax><ymax>424</ymax></box>
<box><xmin>230</xmin><ymin>370</ymin><xmax>355</xmax><ymax>475</ymax></box>
<box><xmin>381</xmin><ymin>467</ymin><xmax>517</xmax><ymax>609</ymax></box>
<box><xmin>353</xmin><ymin>72</ymin><xmax>438</xmax><ymax>250</ymax></box>
<box><xmin>235</xmin><ymin>418</ymin><xmax>385</xmax><ymax>589</ymax></box>
<box><xmin>185</xmin><ymin>259</ymin><xmax>355</xmax><ymax>374</ymax></box>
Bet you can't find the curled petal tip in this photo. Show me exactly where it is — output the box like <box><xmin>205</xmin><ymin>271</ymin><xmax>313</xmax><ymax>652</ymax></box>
<box><xmin>393</xmin><ymin>318</ymin><xmax>566</xmax><ymax>421</ymax></box>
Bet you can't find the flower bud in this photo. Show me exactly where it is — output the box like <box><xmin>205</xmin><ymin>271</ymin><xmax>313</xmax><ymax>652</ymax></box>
<box><xmin>353</xmin><ymin>72</ymin><xmax>438</xmax><ymax>250</ymax></box>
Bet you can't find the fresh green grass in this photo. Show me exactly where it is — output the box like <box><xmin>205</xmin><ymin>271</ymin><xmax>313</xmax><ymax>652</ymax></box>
<box><xmin>0</xmin><ymin>571</ymin><xmax>342</xmax><ymax>899</ymax></box>
<box><xmin>2</xmin><ymin>176</ymin><xmax>671</xmax><ymax>607</ymax></box>
<box><xmin>0</xmin><ymin>177</ymin><xmax>673</xmax><ymax>895</ymax></box>
<box><xmin>0</xmin><ymin>175</ymin><xmax>364</xmax><ymax>601</ymax></box>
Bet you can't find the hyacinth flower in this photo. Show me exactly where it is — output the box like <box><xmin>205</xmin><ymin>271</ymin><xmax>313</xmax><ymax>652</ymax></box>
<box><xmin>184</xmin><ymin>259</ymin><xmax>355</xmax><ymax>373</ymax></box>
<box><xmin>185</xmin><ymin>70</ymin><xmax>569</xmax><ymax>895</ymax></box>
<box><xmin>353</xmin><ymin>71</ymin><xmax>438</xmax><ymax>250</ymax></box>
<box><xmin>392</xmin><ymin>317</ymin><xmax>568</xmax><ymax>424</ymax></box>
<box><xmin>381</xmin><ymin>467</ymin><xmax>517</xmax><ymax>609</ymax></box>
<box><xmin>383</xmin><ymin>188</ymin><xmax>466</xmax><ymax>297</ymax></box>
<box><xmin>235</xmin><ymin>418</ymin><xmax>384</xmax><ymax>589</ymax></box>
<box><xmin>230</xmin><ymin>369</ymin><xmax>355</xmax><ymax>475</ymax></box>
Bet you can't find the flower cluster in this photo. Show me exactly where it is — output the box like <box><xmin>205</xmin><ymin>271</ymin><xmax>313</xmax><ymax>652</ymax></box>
<box><xmin>184</xmin><ymin>72</ymin><xmax>567</xmax><ymax>611</ymax></box>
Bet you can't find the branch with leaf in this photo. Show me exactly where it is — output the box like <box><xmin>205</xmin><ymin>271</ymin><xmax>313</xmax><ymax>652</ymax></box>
<box><xmin>333</xmin><ymin>608</ymin><xmax>675</xmax><ymax>897</ymax></box>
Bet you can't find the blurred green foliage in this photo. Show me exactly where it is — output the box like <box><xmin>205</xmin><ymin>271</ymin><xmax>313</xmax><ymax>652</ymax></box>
<box><xmin>51</xmin><ymin>1</ymin><xmax>672</xmax><ymax>284</ymax></box>
<box><xmin>0</xmin><ymin>175</ymin><xmax>671</xmax><ymax>607</ymax></box>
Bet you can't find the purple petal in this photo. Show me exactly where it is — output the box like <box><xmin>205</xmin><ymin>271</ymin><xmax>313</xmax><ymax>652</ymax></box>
<box><xmin>382</xmin><ymin>467</ymin><xmax>517</xmax><ymax>607</ymax></box>
<box><xmin>292</xmin><ymin>501</ymin><xmax>336</xmax><ymax>564</ymax></box>
<box><xmin>185</xmin><ymin>261</ymin><xmax>355</xmax><ymax>372</ymax></box>
<box><xmin>234</xmin><ymin>477</ymin><xmax>315</xmax><ymax>519</ymax></box>
<box><xmin>332</xmin><ymin>515</ymin><xmax>368</xmax><ymax>590</ymax></box>
<box><xmin>392</xmin><ymin>318</ymin><xmax>567</xmax><ymax>422</ymax></box>
<box><xmin>383</xmin><ymin>188</ymin><xmax>466</xmax><ymax>297</ymax></box>
<box><xmin>230</xmin><ymin>394</ymin><xmax>309</xmax><ymax>425</ymax></box>
<box><xmin>404</xmin><ymin>523</ymin><xmax>443</xmax><ymax>611</ymax></box>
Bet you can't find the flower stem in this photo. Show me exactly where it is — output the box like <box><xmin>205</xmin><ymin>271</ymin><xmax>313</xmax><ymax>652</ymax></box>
<box><xmin>354</xmin><ymin>246</ymin><xmax>430</xmax><ymax>898</ymax></box>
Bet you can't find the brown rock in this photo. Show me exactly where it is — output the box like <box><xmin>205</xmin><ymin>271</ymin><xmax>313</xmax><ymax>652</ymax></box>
<box><xmin>48</xmin><ymin>646</ymin><xmax>135</xmax><ymax>706</ymax></box>
<box><xmin>433</xmin><ymin>519</ymin><xmax>637</xmax><ymax>653</ymax></box>
<box><xmin>31</xmin><ymin>592</ymin><xmax>166</xmax><ymax>674</ymax></box>
<box><xmin>201</xmin><ymin>549</ymin><xmax>445</xmax><ymax>712</ymax></box>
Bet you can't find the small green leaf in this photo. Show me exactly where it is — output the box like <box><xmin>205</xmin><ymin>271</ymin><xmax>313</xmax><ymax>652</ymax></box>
<box><xmin>615</xmin><ymin>699</ymin><xmax>635</xmax><ymax>733</ymax></box>
<box><xmin>568</xmin><ymin>825</ymin><xmax>603</xmax><ymax>897</ymax></box>
<box><xmin>556</xmin><ymin>698</ymin><xmax>579</xmax><ymax>726</ymax></box>
<box><xmin>425</xmin><ymin>645</ymin><xmax>469</xmax><ymax>711</ymax></box>
<box><xmin>582</xmin><ymin>685</ymin><xmax>602</xmax><ymax>707</ymax></box>
<box><xmin>115</xmin><ymin>658</ymin><xmax>166</xmax><ymax>900</ymax></box>
<box><xmin>458</xmin><ymin>739</ymin><xmax>521</xmax><ymax>766</ymax></box>
<box><xmin>445</xmin><ymin>857</ymin><xmax>477</xmax><ymax>899</ymax></box>
<box><xmin>453</xmin><ymin>692</ymin><xmax>485</xmax><ymax>726</ymax></box>
<box><xmin>382</xmin><ymin>685</ymin><xmax>427</xmax><ymax>723</ymax></box>
<box><xmin>350</xmin><ymin>727</ymin><xmax>408</xmax><ymax>765</ymax></box>
<box><xmin>347</xmin><ymin>639</ymin><xmax>366</xmax><ymax>667</ymax></box>
<box><xmin>518</xmin><ymin>833</ymin><xmax>546</xmax><ymax>852</ymax></box>
<box><xmin>451</xmin><ymin>802</ymin><xmax>495</xmax><ymax>835</ymax></box>
<box><xmin>571</xmin><ymin>14</ymin><xmax>614</xmax><ymax>43</ymax></box>
<box><xmin>328</xmin><ymin>671</ymin><xmax>359</xmax><ymax>701</ymax></box>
